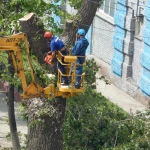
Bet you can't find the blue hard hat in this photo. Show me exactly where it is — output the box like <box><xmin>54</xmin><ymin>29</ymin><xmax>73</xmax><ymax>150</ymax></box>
<box><xmin>77</xmin><ymin>29</ymin><xmax>85</xmax><ymax>36</ymax></box>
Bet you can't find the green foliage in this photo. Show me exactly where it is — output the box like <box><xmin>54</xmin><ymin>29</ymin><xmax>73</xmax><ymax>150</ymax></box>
<box><xmin>84</xmin><ymin>58</ymin><xmax>100</xmax><ymax>89</ymax></box>
<box><xmin>19</xmin><ymin>101</ymin><xmax>28</xmax><ymax>121</ymax></box>
<box><xmin>29</xmin><ymin>119</ymin><xmax>45</xmax><ymax>128</ymax></box>
<box><xmin>0</xmin><ymin>52</ymin><xmax>9</xmax><ymax>78</ymax></box>
<box><xmin>6</xmin><ymin>132</ymin><xmax>11</xmax><ymax>141</ymax></box>
<box><xmin>64</xmin><ymin>91</ymin><xmax>150</xmax><ymax>149</ymax></box>
<box><xmin>0</xmin><ymin>0</ymin><xmax>67</xmax><ymax>35</ymax></box>
<box><xmin>0</xmin><ymin>53</ymin><xmax>22</xmax><ymax>87</ymax></box>
<box><xmin>64</xmin><ymin>91</ymin><xmax>128</xmax><ymax>150</ymax></box>
<box><xmin>0</xmin><ymin>43</ymin><xmax>56</xmax><ymax>92</ymax></box>
<box><xmin>67</xmin><ymin>0</ymin><xmax>83</xmax><ymax>9</ymax></box>
<box><xmin>0</xmin><ymin>0</ymin><xmax>70</xmax><ymax>90</ymax></box>
<box><xmin>67</xmin><ymin>0</ymin><xmax>104</xmax><ymax>10</ymax></box>
<box><xmin>25</xmin><ymin>54</ymin><xmax>56</xmax><ymax>87</ymax></box>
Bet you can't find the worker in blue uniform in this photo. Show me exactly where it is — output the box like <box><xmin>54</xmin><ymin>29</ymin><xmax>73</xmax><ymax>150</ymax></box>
<box><xmin>44</xmin><ymin>31</ymin><xmax>69</xmax><ymax>85</ymax></box>
<box><xmin>72</xmin><ymin>29</ymin><xmax>89</xmax><ymax>88</ymax></box>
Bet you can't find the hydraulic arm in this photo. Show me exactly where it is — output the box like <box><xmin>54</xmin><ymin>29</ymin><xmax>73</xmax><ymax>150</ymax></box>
<box><xmin>0</xmin><ymin>33</ymin><xmax>85</xmax><ymax>99</ymax></box>
<box><xmin>0</xmin><ymin>33</ymin><xmax>43</xmax><ymax>98</ymax></box>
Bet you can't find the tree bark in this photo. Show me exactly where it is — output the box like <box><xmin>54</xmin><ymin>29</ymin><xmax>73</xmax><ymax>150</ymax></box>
<box><xmin>19</xmin><ymin>13</ymin><xmax>67</xmax><ymax>150</ymax></box>
<box><xmin>18</xmin><ymin>0</ymin><xmax>100</xmax><ymax>149</ymax></box>
<box><xmin>26</xmin><ymin>97</ymin><xmax>66</xmax><ymax>150</ymax></box>
<box><xmin>60</xmin><ymin>0</ymin><xmax>100</xmax><ymax>46</ymax></box>
<box><xmin>7</xmin><ymin>56</ymin><xmax>21</xmax><ymax>150</ymax></box>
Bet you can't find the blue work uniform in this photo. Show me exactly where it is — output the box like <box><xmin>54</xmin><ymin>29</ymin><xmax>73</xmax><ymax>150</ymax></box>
<box><xmin>50</xmin><ymin>36</ymin><xmax>68</xmax><ymax>84</ymax></box>
<box><xmin>72</xmin><ymin>37</ymin><xmax>89</xmax><ymax>88</ymax></box>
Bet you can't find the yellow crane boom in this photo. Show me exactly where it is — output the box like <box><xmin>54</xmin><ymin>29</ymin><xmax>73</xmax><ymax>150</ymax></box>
<box><xmin>0</xmin><ymin>33</ymin><xmax>85</xmax><ymax>99</ymax></box>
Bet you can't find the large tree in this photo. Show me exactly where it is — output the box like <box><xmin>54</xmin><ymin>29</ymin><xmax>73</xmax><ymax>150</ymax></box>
<box><xmin>0</xmin><ymin>0</ymin><xmax>101</xmax><ymax>149</ymax></box>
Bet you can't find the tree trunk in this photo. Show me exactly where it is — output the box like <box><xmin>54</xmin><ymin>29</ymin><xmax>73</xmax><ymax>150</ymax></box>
<box><xmin>7</xmin><ymin>56</ymin><xmax>21</xmax><ymax>150</ymax></box>
<box><xmin>19</xmin><ymin>13</ymin><xmax>66</xmax><ymax>150</ymax></box>
<box><xmin>60</xmin><ymin>0</ymin><xmax>100</xmax><ymax>46</ymax></box>
<box><xmin>26</xmin><ymin>97</ymin><xmax>66</xmax><ymax>150</ymax></box>
<box><xmin>19</xmin><ymin>0</ymin><xmax>100</xmax><ymax>149</ymax></box>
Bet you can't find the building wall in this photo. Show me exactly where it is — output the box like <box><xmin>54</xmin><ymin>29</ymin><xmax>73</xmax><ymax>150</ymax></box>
<box><xmin>92</xmin><ymin>12</ymin><xmax>115</xmax><ymax>64</ymax></box>
<box><xmin>140</xmin><ymin>0</ymin><xmax>150</xmax><ymax>96</ymax></box>
<box><xmin>65</xmin><ymin>0</ymin><xmax>150</xmax><ymax>106</ymax></box>
<box><xmin>85</xmin><ymin>25</ymin><xmax>92</xmax><ymax>54</ymax></box>
<box><xmin>132</xmin><ymin>38</ymin><xmax>143</xmax><ymax>85</ymax></box>
<box><xmin>91</xmin><ymin>0</ymin><xmax>150</xmax><ymax>106</ymax></box>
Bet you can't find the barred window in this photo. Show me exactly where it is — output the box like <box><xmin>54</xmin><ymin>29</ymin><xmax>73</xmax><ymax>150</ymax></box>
<box><xmin>100</xmin><ymin>0</ymin><xmax>116</xmax><ymax>17</ymax></box>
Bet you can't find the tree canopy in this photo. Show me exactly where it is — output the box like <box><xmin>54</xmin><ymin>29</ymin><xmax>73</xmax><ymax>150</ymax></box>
<box><xmin>0</xmin><ymin>0</ymin><xmax>67</xmax><ymax>35</ymax></box>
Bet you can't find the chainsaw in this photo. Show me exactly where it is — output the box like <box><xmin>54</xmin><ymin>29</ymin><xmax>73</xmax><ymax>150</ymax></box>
<box><xmin>44</xmin><ymin>53</ymin><xmax>52</xmax><ymax>65</ymax></box>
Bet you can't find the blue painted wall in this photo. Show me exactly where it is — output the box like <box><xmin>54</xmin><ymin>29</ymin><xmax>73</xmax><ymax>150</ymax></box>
<box><xmin>86</xmin><ymin>25</ymin><xmax>92</xmax><ymax>55</ymax></box>
<box><xmin>53</xmin><ymin>0</ymin><xmax>61</xmax><ymax>25</ymax></box>
<box><xmin>111</xmin><ymin>0</ymin><xmax>127</xmax><ymax>76</ymax></box>
<box><xmin>140</xmin><ymin>1</ymin><xmax>150</xmax><ymax>96</ymax></box>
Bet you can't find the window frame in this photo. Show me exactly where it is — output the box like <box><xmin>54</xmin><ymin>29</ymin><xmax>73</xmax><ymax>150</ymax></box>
<box><xmin>99</xmin><ymin>0</ymin><xmax>116</xmax><ymax>18</ymax></box>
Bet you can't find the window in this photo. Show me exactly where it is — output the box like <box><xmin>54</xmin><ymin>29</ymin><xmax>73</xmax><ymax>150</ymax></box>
<box><xmin>135</xmin><ymin>15</ymin><xmax>144</xmax><ymax>36</ymax></box>
<box><xmin>100</xmin><ymin>0</ymin><xmax>116</xmax><ymax>17</ymax></box>
<box><xmin>135</xmin><ymin>3</ymin><xmax>145</xmax><ymax>37</ymax></box>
